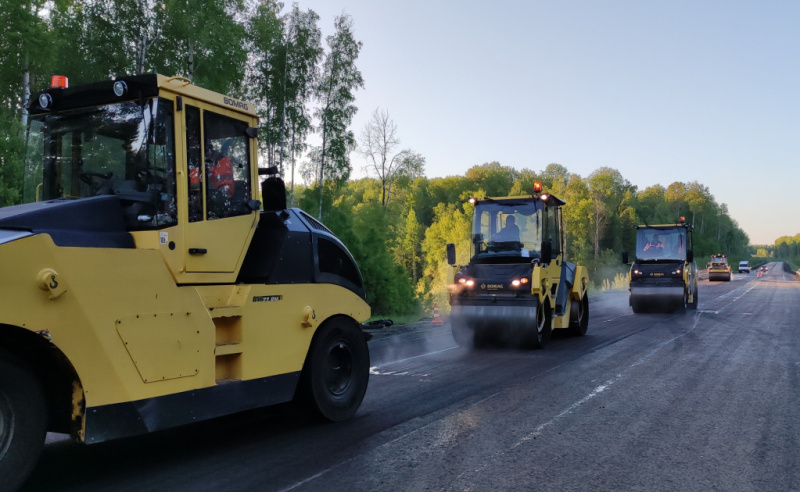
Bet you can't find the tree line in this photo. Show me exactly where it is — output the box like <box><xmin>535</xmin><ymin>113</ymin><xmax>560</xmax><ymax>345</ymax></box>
<box><xmin>1</xmin><ymin>0</ymin><xmax>362</xmax><ymax>215</ymax></box>
<box><xmin>753</xmin><ymin>234</ymin><xmax>800</xmax><ymax>269</ymax></box>
<box><xmin>0</xmin><ymin>1</ymin><xmax>769</xmax><ymax>319</ymax></box>
<box><xmin>291</xmin><ymin>162</ymin><xmax>753</xmax><ymax>317</ymax></box>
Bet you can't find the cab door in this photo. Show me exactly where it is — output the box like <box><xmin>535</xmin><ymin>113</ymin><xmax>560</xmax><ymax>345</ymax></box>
<box><xmin>182</xmin><ymin>102</ymin><xmax>257</xmax><ymax>274</ymax></box>
<box><xmin>544</xmin><ymin>204</ymin><xmax>567</xmax><ymax>313</ymax></box>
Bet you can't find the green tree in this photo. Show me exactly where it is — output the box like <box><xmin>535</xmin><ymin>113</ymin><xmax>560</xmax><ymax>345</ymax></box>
<box><xmin>386</xmin><ymin>151</ymin><xmax>424</xmax><ymax>206</ymax></box>
<box><xmin>664</xmin><ymin>181</ymin><xmax>687</xmax><ymax>221</ymax></box>
<box><xmin>399</xmin><ymin>207</ymin><xmax>422</xmax><ymax>284</ymax></box>
<box><xmin>587</xmin><ymin>167</ymin><xmax>632</xmax><ymax>259</ymax></box>
<box><xmin>464</xmin><ymin>162</ymin><xmax>517</xmax><ymax>197</ymax></box>
<box><xmin>50</xmin><ymin>1</ymin><xmax>127</xmax><ymax>83</ymax></box>
<box><xmin>0</xmin><ymin>0</ymin><xmax>54</xmax><ymax>205</ymax></box>
<box><xmin>684</xmin><ymin>181</ymin><xmax>711</xmax><ymax>228</ymax></box>
<box><xmin>0</xmin><ymin>110</ymin><xmax>24</xmax><ymax>206</ymax></box>
<box><xmin>617</xmin><ymin>188</ymin><xmax>637</xmax><ymax>252</ymax></box>
<box><xmin>313</xmin><ymin>14</ymin><xmax>363</xmax><ymax>218</ymax></box>
<box><xmin>560</xmin><ymin>174</ymin><xmax>593</xmax><ymax>265</ymax></box>
<box><xmin>158</xmin><ymin>0</ymin><xmax>247</xmax><ymax>93</ymax></box>
<box><xmin>636</xmin><ymin>185</ymin><xmax>670</xmax><ymax>224</ymax></box>
<box><xmin>323</xmin><ymin>199</ymin><xmax>417</xmax><ymax>316</ymax></box>
<box><xmin>248</xmin><ymin>0</ymin><xmax>323</xmax><ymax>177</ymax></box>
<box><xmin>282</xmin><ymin>4</ymin><xmax>323</xmax><ymax>205</ymax></box>
<box><xmin>539</xmin><ymin>163</ymin><xmax>569</xmax><ymax>190</ymax></box>
<box><xmin>508</xmin><ymin>168</ymin><xmax>540</xmax><ymax>196</ymax></box>
<box><xmin>419</xmin><ymin>202</ymin><xmax>472</xmax><ymax>313</ymax></box>
<box><xmin>50</xmin><ymin>0</ymin><xmax>247</xmax><ymax>92</ymax></box>
<box><xmin>409</xmin><ymin>175</ymin><xmax>471</xmax><ymax>227</ymax></box>
<box><xmin>0</xmin><ymin>0</ymin><xmax>54</xmax><ymax>125</ymax></box>
<box><xmin>247</xmin><ymin>0</ymin><xmax>284</xmax><ymax>168</ymax></box>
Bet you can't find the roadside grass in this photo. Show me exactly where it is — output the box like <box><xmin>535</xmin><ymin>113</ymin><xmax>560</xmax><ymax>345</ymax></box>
<box><xmin>588</xmin><ymin>272</ymin><xmax>629</xmax><ymax>294</ymax></box>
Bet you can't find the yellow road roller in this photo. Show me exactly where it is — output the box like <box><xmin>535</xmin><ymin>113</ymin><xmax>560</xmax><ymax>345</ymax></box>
<box><xmin>708</xmin><ymin>254</ymin><xmax>732</xmax><ymax>281</ymax></box>
<box><xmin>446</xmin><ymin>183</ymin><xmax>589</xmax><ymax>348</ymax></box>
<box><xmin>0</xmin><ymin>74</ymin><xmax>371</xmax><ymax>490</ymax></box>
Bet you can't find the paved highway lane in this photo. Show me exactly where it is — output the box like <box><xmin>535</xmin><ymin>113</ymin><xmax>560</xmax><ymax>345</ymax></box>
<box><xmin>22</xmin><ymin>262</ymin><xmax>800</xmax><ymax>491</ymax></box>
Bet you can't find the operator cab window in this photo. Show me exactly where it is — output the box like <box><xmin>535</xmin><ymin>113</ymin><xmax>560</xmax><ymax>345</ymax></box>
<box><xmin>550</xmin><ymin>206</ymin><xmax>562</xmax><ymax>257</ymax></box>
<box><xmin>186</xmin><ymin>105</ymin><xmax>203</xmax><ymax>222</ymax></box>
<box><xmin>185</xmin><ymin>108</ymin><xmax>252</xmax><ymax>222</ymax></box>
<box><xmin>203</xmin><ymin>112</ymin><xmax>251</xmax><ymax>220</ymax></box>
<box><xmin>472</xmin><ymin>202</ymin><xmax>543</xmax><ymax>261</ymax></box>
<box><xmin>32</xmin><ymin>97</ymin><xmax>178</xmax><ymax>231</ymax></box>
<box><xmin>544</xmin><ymin>205</ymin><xmax>562</xmax><ymax>258</ymax></box>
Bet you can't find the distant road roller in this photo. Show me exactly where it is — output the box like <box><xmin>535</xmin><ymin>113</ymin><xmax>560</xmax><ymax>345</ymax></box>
<box><xmin>623</xmin><ymin>219</ymin><xmax>698</xmax><ymax>313</ymax></box>
<box><xmin>708</xmin><ymin>254</ymin><xmax>732</xmax><ymax>281</ymax></box>
<box><xmin>445</xmin><ymin>183</ymin><xmax>589</xmax><ymax>348</ymax></box>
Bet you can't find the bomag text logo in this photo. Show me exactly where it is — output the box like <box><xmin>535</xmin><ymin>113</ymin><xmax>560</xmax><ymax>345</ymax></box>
<box><xmin>223</xmin><ymin>97</ymin><xmax>249</xmax><ymax>111</ymax></box>
<box><xmin>483</xmin><ymin>283</ymin><xmax>504</xmax><ymax>290</ymax></box>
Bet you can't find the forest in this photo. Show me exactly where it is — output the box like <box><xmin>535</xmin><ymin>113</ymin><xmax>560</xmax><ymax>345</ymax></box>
<box><xmin>0</xmin><ymin>1</ymin><xmax>791</xmax><ymax>320</ymax></box>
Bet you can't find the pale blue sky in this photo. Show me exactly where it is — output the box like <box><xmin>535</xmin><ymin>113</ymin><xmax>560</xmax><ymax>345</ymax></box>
<box><xmin>296</xmin><ymin>0</ymin><xmax>799</xmax><ymax>245</ymax></box>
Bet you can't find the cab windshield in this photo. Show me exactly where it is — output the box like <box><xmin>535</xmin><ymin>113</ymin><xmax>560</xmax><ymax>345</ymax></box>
<box><xmin>636</xmin><ymin>227</ymin><xmax>687</xmax><ymax>260</ymax></box>
<box><xmin>23</xmin><ymin>98</ymin><xmax>177</xmax><ymax>230</ymax></box>
<box><xmin>471</xmin><ymin>200</ymin><xmax>542</xmax><ymax>262</ymax></box>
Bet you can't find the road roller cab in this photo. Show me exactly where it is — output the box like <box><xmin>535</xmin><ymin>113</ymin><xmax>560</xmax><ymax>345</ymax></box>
<box><xmin>445</xmin><ymin>183</ymin><xmax>589</xmax><ymax>349</ymax></box>
<box><xmin>623</xmin><ymin>219</ymin><xmax>698</xmax><ymax>313</ymax></box>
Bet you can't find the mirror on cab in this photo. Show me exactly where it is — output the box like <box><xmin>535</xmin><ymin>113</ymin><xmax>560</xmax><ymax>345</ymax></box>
<box><xmin>540</xmin><ymin>239</ymin><xmax>552</xmax><ymax>263</ymax></box>
<box><xmin>622</xmin><ymin>251</ymin><xmax>629</xmax><ymax>264</ymax></box>
<box><xmin>446</xmin><ymin>243</ymin><xmax>456</xmax><ymax>266</ymax></box>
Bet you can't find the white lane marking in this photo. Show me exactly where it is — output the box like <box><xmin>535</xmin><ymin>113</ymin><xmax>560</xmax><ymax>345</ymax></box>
<box><xmin>371</xmin><ymin>346</ymin><xmax>459</xmax><ymax>371</ymax></box>
<box><xmin>507</xmin><ymin>312</ymin><xmax>704</xmax><ymax>450</ymax></box>
<box><xmin>598</xmin><ymin>313</ymin><xmax>635</xmax><ymax>324</ymax></box>
<box><xmin>509</xmin><ymin>382</ymin><xmax>612</xmax><ymax>449</ymax></box>
<box><xmin>370</xmin><ymin>369</ymin><xmax>431</xmax><ymax>377</ymax></box>
<box><xmin>282</xmin><ymin>468</ymin><xmax>336</xmax><ymax>491</ymax></box>
<box><xmin>284</xmin><ymin>314</ymin><xmax>707</xmax><ymax>491</ymax></box>
<box><xmin>284</xmin><ymin>287</ymin><xmax>751</xmax><ymax>490</ymax></box>
<box><xmin>703</xmin><ymin>282</ymin><xmax>759</xmax><ymax>314</ymax></box>
<box><xmin>281</xmin><ymin>365</ymin><xmax>533</xmax><ymax>492</ymax></box>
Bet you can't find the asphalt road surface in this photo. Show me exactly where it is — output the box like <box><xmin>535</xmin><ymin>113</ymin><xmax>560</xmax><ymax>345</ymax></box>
<box><xmin>21</xmin><ymin>262</ymin><xmax>800</xmax><ymax>491</ymax></box>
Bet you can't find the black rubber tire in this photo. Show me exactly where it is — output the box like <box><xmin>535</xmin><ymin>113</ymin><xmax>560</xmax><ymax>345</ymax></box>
<box><xmin>528</xmin><ymin>300</ymin><xmax>552</xmax><ymax>349</ymax></box>
<box><xmin>568</xmin><ymin>295</ymin><xmax>589</xmax><ymax>336</ymax></box>
<box><xmin>299</xmin><ymin>318</ymin><xmax>370</xmax><ymax>422</ymax></box>
<box><xmin>0</xmin><ymin>350</ymin><xmax>47</xmax><ymax>492</ymax></box>
<box><xmin>674</xmin><ymin>290</ymin><xmax>688</xmax><ymax>313</ymax></box>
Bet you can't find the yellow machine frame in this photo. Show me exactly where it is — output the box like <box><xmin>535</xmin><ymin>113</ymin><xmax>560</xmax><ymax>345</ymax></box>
<box><xmin>0</xmin><ymin>75</ymin><xmax>371</xmax><ymax>446</ymax></box>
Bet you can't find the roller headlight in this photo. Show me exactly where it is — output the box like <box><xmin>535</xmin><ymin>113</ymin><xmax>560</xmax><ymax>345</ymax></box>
<box><xmin>457</xmin><ymin>276</ymin><xmax>475</xmax><ymax>287</ymax></box>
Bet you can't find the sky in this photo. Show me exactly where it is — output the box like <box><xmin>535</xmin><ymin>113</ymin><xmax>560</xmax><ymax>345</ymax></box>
<box><xmin>290</xmin><ymin>0</ymin><xmax>799</xmax><ymax>245</ymax></box>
